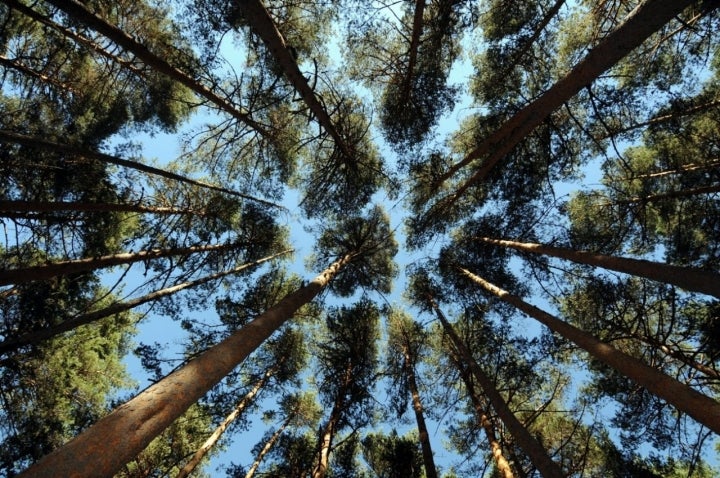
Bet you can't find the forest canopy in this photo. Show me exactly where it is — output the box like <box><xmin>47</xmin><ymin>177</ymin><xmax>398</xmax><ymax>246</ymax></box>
<box><xmin>1</xmin><ymin>0</ymin><xmax>719</xmax><ymax>476</ymax></box>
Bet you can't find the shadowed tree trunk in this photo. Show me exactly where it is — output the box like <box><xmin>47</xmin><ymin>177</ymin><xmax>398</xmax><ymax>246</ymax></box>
<box><xmin>460</xmin><ymin>267</ymin><xmax>720</xmax><ymax>434</ymax></box>
<box><xmin>0</xmin><ymin>200</ymin><xmax>203</xmax><ymax>217</ymax></box>
<box><xmin>477</xmin><ymin>236</ymin><xmax>720</xmax><ymax>298</ymax></box>
<box><xmin>429</xmin><ymin>297</ymin><xmax>564</xmax><ymax>478</ymax></box>
<box><xmin>41</xmin><ymin>0</ymin><xmax>271</xmax><ymax>138</ymax></box>
<box><xmin>0</xmin><ymin>250</ymin><xmax>292</xmax><ymax>354</ymax></box>
<box><xmin>0</xmin><ymin>241</ymin><xmax>243</xmax><ymax>286</ymax></box>
<box><xmin>17</xmin><ymin>253</ymin><xmax>354</xmax><ymax>478</ymax></box>
<box><xmin>400</xmin><ymin>0</ymin><xmax>427</xmax><ymax>100</ymax></box>
<box><xmin>0</xmin><ymin>130</ymin><xmax>282</xmax><ymax>209</ymax></box>
<box><xmin>616</xmin><ymin>184</ymin><xmax>720</xmax><ymax>204</ymax></box>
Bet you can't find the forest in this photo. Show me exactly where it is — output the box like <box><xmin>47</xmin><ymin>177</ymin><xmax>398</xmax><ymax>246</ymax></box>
<box><xmin>0</xmin><ymin>0</ymin><xmax>719</xmax><ymax>476</ymax></box>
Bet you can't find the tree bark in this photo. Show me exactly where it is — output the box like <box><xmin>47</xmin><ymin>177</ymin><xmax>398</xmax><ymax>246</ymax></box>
<box><xmin>400</xmin><ymin>0</ymin><xmax>426</xmax><ymax>99</ymax></box>
<box><xmin>401</xmin><ymin>343</ymin><xmax>438</xmax><ymax>478</ymax></box>
<box><xmin>176</xmin><ymin>366</ymin><xmax>279</xmax><ymax>478</ymax></box>
<box><xmin>42</xmin><ymin>0</ymin><xmax>271</xmax><ymax>138</ymax></box>
<box><xmin>311</xmin><ymin>362</ymin><xmax>352</xmax><ymax>478</ymax></box>
<box><xmin>17</xmin><ymin>253</ymin><xmax>353</xmax><ymax>478</ymax></box>
<box><xmin>477</xmin><ymin>236</ymin><xmax>720</xmax><ymax>298</ymax></box>
<box><xmin>237</xmin><ymin>0</ymin><xmax>353</xmax><ymax>159</ymax></box>
<box><xmin>244</xmin><ymin>411</ymin><xmax>295</xmax><ymax>478</ymax></box>
<box><xmin>616</xmin><ymin>184</ymin><xmax>720</xmax><ymax>204</ymax></box>
<box><xmin>433</xmin><ymin>0</ymin><xmax>701</xmax><ymax>198</ymax></box>
<box><xmin>460</xmin><ymin>267</ymin><xmax>720</xmax><ymax>435</ymax></box>
<box><xmin>0</xmin><ymin>250</ymin><xmax>291</xmax><ymax>354</ymax></box>
<box><xmin>0</xmin><ymin>200</ymin><xmax>202</xmax><ymax>218</ymax></box>
<box><xmin>0</xmin><ymin>130</ymin><xmax>282</xmax><ymax>209</ymax></box>
<box><xmin>429</xmin><ymin>299</ymin><xmax>564</xmax><ymax>478</ymax></box>
<box><xmin>0</xmin><ymin>241</ymin><xmax>241</xmax><ymax>286</ymax></box>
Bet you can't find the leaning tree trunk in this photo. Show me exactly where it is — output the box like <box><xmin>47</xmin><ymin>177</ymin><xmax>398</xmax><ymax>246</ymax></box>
<box><xmin>176</xmin><ymin>364</ymin><xmax>281</xmax><ymax>478</ymax></box>
<box><xmin>401</xmin><ymin>343</ymin><xmax>439</xmax><ymax>478</ymax></box>
<box><xmin>41</xmin><ymin>0</ymin><xmax>270</xmax><ymax>138</ymax></box>
<box><xmin>312</xmin><ymin>363</ymin><xmax>352</xmax><ymax>478</ymax></box>
<box><xmin>17</xmin><ymin>253</ymin><xmax>354</xmax><ymax>478</ymax></box>
<box><xmin>460</xmin><ymin>267</ymin><xmax>720</xmax><ymax>435</ymax></box>
<box><xmin>433</xmin><ymin>0</ymin><xmax>701</xmax><ymax>194</ymax></box>
<box><xmin>0</xmin><ymin>241</ymin><xmax>242</xmax><ymax>286</ymax></box>
<box><xmin>0</xmin><ymin>250</ymin><xmax>291</xmax><ymax>354</ymax></box>
<box><xmin>430</xmin><ymin>299</ymin><xmax>564</xmax><ymax>478</ymax></box>
<box><xmin>0</xmin><ymin>200</ymin><xmax>204</xmax><ymax>217</ymax></box>
<box><xmin>477</xmin><ymin>236</ymin><xmax>720</xmax><ymax>298</ymax></box>
<box><xmin>244</xmin><ymin>407</ymin><xmax>297</xmax><ymax>478</ymax></box>
<box><xmin>616</xmin><ymin>184</ymin><xmax>720</xmax><ymax>204</ymax></box>
<box><xmin>0</xmin><ymin>130</ymin><xmax>281</xmax><ymax>208</ymax></box>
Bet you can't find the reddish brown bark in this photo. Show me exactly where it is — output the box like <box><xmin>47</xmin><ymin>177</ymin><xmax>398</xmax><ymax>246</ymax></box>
<box><xmin>477</xmin><ymin>236</ymin><xmax>720</xmax><ymax>298</ymax></box>
<box><xmin>18</xmin><ymin>254</ymin><xmax>353</xmax><ymax>478</ymax></box>
<box><xmin>461</xmin><ymin>267</ymin><xmax>720</xmax><ymax>435</ymax></box>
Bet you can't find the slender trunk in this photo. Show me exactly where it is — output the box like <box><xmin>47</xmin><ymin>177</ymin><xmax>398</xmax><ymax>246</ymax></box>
<box><xmin>42</xmin><ymin>0</ymin><xmax>271</xmax><ymax>138</ymax></box>
<box><xmin>402</xmin><ymin>345</ymin><xmax>438</xmax><ymax>478</ymax></box>
<box><xmin>430</xmin><ymin>299</ymin><xmax>564</xmax><ymax>478</ymax></box>
<box><xmin>400</xmin><ymin>0</ymin><xmax>426</xmax><ymax>99</ymax></box>
<box><xmin>0</xmin><ymin>54</ymin><xmax>75</xmax><ymax>92</ymax></box>
<box><xmin>433</xmin><ymin>0</ymin><xmax>700</xmax><ymax>196</ymax></box>
<box><xmin>461</xmin><ymin>267</ymin><xmax>720</xmax><ymax>434</ymax></box>
<box><xmin>0</xmin><ymin>250</ymin><xmax>291</xmax><ymax>354</ymax></box>
<box><xmin>0</xmin><ymin>200</ymin><xmax>202</xmax><ymax>217</ymax></box>
<box><xmin>626</xmin><ymin>330</ymin><xmax>720</xmax><ymax>380</ymax></box>
<box><xmin>0</xmin><ymin>241</ymin><xmax>241</xmax><ymax>286</ymax></box>
<box><xmin>0</xmin><ymin>130</ymin><xmax>282</xmax><ymax>209</ymax></box>
<box><xmin>611</xmin><ymin>160</ymin><xmax>720</xmax><ymax>181</ymax></box>
<box><xmin>244</xmin><ymin>411</ymin><xmax>296</xmax><ymax>478</ymax></box>
<box><xmin>616</xmin><ymin>184</ymin><xmax>720</xmax><ymax>204</ymax></box>
<box><xmin>237</xmin><ymin>0</ymin><xmax>353</xmax><ymax>159</ymax></box>
<box><xmin>455</xmin><ymin>360</ymin><xmax>515</xmax><ymax>478</ymax></box>
<box><xmin>18</xmin><ymin>254</ymin><xmax>354</xmax><ymax>478</ymax></box>
<box><xmin>176</xmin><ymin>366</ymin><xmax>279</xmax><ymax>478</ymax></box>
<box><xmin>312</xmin><ymin>362</ymin><xmax>353</xmax><ymax>478</ymax></box>
<box><xmin>477</xmin><ymin>236</ymin><xmax>720</xmax><ymax>298</ymax></box>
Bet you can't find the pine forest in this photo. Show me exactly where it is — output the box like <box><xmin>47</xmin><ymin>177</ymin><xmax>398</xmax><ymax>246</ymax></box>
<box><xmin>1</xmin><ymin>0</ymin><xmax>720</xmax><ymax>476</ymax></box>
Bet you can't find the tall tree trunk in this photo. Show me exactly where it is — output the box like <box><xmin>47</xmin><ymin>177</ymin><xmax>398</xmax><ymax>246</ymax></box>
<box><xmin>401</xmin><ymin>344</ymin><xmax>438</xmax><ymax>478</ymax></box>
<box><xmin>452</xmin><ymin>354</ymin><xmax>515</xmax><ymax>478</ymax></box>
<box><xmin>0</xmin><ymin>54</ymin><xmax>75</xmax><ymax>92</ymax></box>
<box><xmin>432</xmin><ymin>0</ymin><xmax>701</xmax><ymax>197</ymax></box>
<box><xmin>17</xmin><ymin>253</ymin><xmax>354</xmax><ymax>478</ymax></box>
<box><xmin>176</xmin><ymin>365</ymin><xmax>280</xmax><ymax>478</ymax></box>
<box><xmin>237</xmin><ymin>0</ymin><xmax>353</xmax><ymax>159</ymax></box>
<box><xmin>610</xmin><ymin>160</ymin><xmax>720</xmax><ymax>181</ymax></box>
<box><xmin>477</xmin><ymin>236</ymin><xmax>720</xmax><ymax>298</ymax></box>
<box><xmin>400</xmin><ymin>0</ymin><xmax>426</xmax><ymax>99</ymax></box>
<box><xmin>244</xmin><ymin>411</ymin><xmax>295</xmax><ymax>478</ymax></box>
<box><xmin>429</xmin><ymin>298</ymin><xmax>564</xmax><ymax>478</ymax></box>
<box><xmin>312</xmin><ymin>362</ymin><xmax>353</xmax><ymax>478</ymax></box>
<box><xmin>616</xmin><ymin>184</ymin><xmax>720</xmax><ymax>204</ymax></box>
<box><xmin>0</xmin><ymin>241</ymin><xmax>242</xmax><ymax>286</ymax></box>
<box><xmin>41</xmin><ymin>0</ymin><xmax>271</xmax><ymax>138</ymax></box>
<box><xmin>0</xmin><ymin>250</ymin><xmax>291</xmax><ymax>354</ymax></box>
<box><xmin>460</xmin><ymin>267</ymin><xmax>720</xmax><ymax>435</ymax></box>
<box><xmin>0</xmin><ymin>130</ymin><xmax>281</xmax><ymax>209</ymax></box>
<box><xmin>0</xmin><ymin>200</ymin><xmax>203</xmax><ymax>217</ymax></box>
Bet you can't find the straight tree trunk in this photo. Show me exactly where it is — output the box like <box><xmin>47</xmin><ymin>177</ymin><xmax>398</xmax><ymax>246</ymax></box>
<box><xmin>432</xmin><ymin>0</ymin><xmax>701</xmax><ymax>198</ymax></box>
<box><xmin>237</xmin><ymin>0</ymin><xmax>353</xmax><ymax>159</ymax></box>
<box><xmin>400</xmin><ymin>0</ymin><xmax>426</xmax><ymax>99</ymax></box>
<box><xmin>42</xmin><ymin>0</ymin><xmax>271</xmax><ymax>138</ymax></box>
<box><xmin>429</xmin><ymin>298</ymin><xmax>564</xmax><ymax>478</ymax></box>
<box><xmin>451</xmin><ymin>353</ymin><xmax>515</xmax><ymax>478</ymax></box>
<box><xmin>17</xmin><ymin>253</ymin><xmax>354</xmax><ymax>478</ymax></box>
<box><xmin>0</xmin><ymin>200</ymin><xmax>202</xmax><ymax>217</ymax></box>
<box><xmin>0</xmin><ymin>241</ymin><xmax>241</xmax><ymax>286</ymax></box>
<box><xmin>0</xmin><ymin>130</ymin><xmax>282</xmax><ymax>209</ymax></box>
<box><xmin>460</xmin><ymin>267</ymin><xmax>720</xmax><ymax>434</ymax></box>
<box><xmin>244</xmin><ymin>408</ymin><xmax>297</xmax><ymax>478</ymax></box>
<box><xmin>476</xmin><ymin>236</ymin><xmax>720</xmax><ymax>298</ymax></box>
<box><xmin>401</xmin><ymin>344</ymin><xmax>438</xmax><ymax>478</ymax></box>
<box><xmin>176</xmin><ymin>365</ymin><xmax>280</xmax><ymax>478</ymax></box>
<box><xmin>0</xmin><ymin>54</ymin><xmax>75</xmax><ymax>92</ymax></box>
<box><xmin>312</xmin><ymin>363</ymin><xmax>352</xmax><ymax>478</ymax></box>
<box><xmin>617</xmin><ymin>184</ymin><xmax>720</xmax><ymax>204</ymax></box>
<box><xmin>610</xmin><ymin>160</ymin><xmax>720</xmax><ymax>181</ymax></box>
<box><xmin>0</xmin><ymin>250</ymin><xmax>291</xmax><ymax>354</ymax></box>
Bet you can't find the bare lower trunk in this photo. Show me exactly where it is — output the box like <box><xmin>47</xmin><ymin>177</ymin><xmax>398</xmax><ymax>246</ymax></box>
<box><xmin>430</xmin><ymin>299</ymin><xmax>564</xmax><ymax>478</ymax></box>
<box><xmin>461</xmin><ymin>267</ymin><xmax>720</xmax><ymax>435</ymax></box>
<box><xmin>0</xmin><ymin>250</ymin><xmax>292</xmax><ymax>354</ymax></box>
<box><xmin>18</xmin><ymin>254</ymin><xmax>353</xmax><ymax>478</ymax></box>
<box><xmin>244</xmin><ymin>412</ymin><xmax>294</xmax><ymax>478</ymax></box>
<box><xmin>0</xmin><ymin>200</ymin><xmax>202</xmax><ymax>217</ymax></box>
<box><xmin>403</xmin><ymin>347</ymin><xmax>438</xmax><ymax>478</ymax></box>
<box><xmin>477</xmin><ymin>236</ymin><xmax>720</xmax><ymax>298</ymax></box>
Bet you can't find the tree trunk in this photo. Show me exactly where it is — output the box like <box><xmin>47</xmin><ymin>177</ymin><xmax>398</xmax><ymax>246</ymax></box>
<box><xmin>611</xmin><ymin>160</ymin><xmax>720</xmax><ymax>181</ymax></box>
<box><xmin>42</xmin><ymin>0</ymin><xmax>271</xmax><ymax>138</ymax></box>
<box><xmin>312</xmin><ymin>362</ymin><xmax>353</xmax><ymax>478</ymax></box>
<box><xmin>0</xmin><ymin>241</ymin><xmax>241</xmax><ymax>286</ymax></box>
<box><xmin>0</xmin><ymin>54</ymin><xmax>75</xmax><ymax>92</ymax></box>
<box><xmin>0</xmin><ymin>200</ymin><xmax>202</xmax><ymax>217</ymax></box>
<box><xmin>400</xmin><ymin>0</ymin><xmax>426</xmax><ymax>99</ymax></box>
<box><xmin>452</xmin><ymin>354</ymin><xmax>515</xmax><ymax>478</ymax></box>
<box><xmin>17</xmin><ymin>254</ymin><xmax>354</xmax><ymax>478</ymax></box>
<box><xmin>429</xmin><ymin>298</ymin><xmax>564</xmax><ymax>478</ymax></box>
<box><xmin>617</xmin><ymin>184</ymin><xmax>720</xmax><ymax>204</ymax></box>
<box><xmin>244</xmin><ymin>411</ymin><xmax>295</xmax><ymax>478</ymax></box>
<box><xmin>402</xmin><ymin>344</ymin><xmax>438</xmax><ymax>478</ymax></box>
<box><xmin>460</xmin><ymin>267</ymin><xmax>720</xmax><ymax>435</ymax></box>
<box><xmin>477</xmin><ymin>236</ymin><xmax>720</xmax><ymax>298</ymax></box>
<box><xmin>434</xmin><ymin>0</ymin><xmax>700</xmax><ymax>195</ymax></box>
<box><xmin>0</xmin><ymin>130</ymin><xmax>282</xmax><ymax>209</ymax></box>
<box><xmin>0</xmin><ymin>250</ymin><xmax>291</xmax><ymax>354</ymax></box>
<box><xmin>237</xmin><ymin>0</ymin><xmax>353</xmax><ymax>159</ymax></box>
<box><xmin>176</xmin><ymin>366</ymin><xmax>279</xmax><ymax>478</ymax></box>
